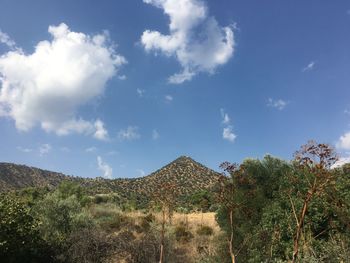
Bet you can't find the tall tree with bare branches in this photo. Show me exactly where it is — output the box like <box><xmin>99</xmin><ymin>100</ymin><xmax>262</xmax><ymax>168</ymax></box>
<box><xmin>291</xmin><ymin>141</ymin><xmax>338</xmax><ymax>262</ymax></box>
<box><xmin>151</xmin><ymin>182</ymin><xmax>178</xmax><ymax>263</ymax></box>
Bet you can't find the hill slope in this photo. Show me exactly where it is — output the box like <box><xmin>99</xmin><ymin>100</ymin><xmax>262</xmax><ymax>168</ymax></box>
<box><xmin>127</xmin><ymin>156</ymin><xmax>221</xmax><ymax>196</ymax></box>
<box><xmin>0</xmin><ymin>156</ymin><xmax>221</xmax><ymax>199</ymax></box>
<box><xmin>0</xmin><ymin>163</ymin><xmax>74</xmax><ymax>192</ymax></box>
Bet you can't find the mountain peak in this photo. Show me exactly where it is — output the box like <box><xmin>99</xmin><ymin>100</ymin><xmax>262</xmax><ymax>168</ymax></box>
<box><xmin>124</xmin><ymin>155</ymin><xmax>221</xmax><ymax>196</ymax></box>
<box><xmin>173</xmin><ymin>155</ymin><xmax>195</xmax><ymax>163</ymax></box>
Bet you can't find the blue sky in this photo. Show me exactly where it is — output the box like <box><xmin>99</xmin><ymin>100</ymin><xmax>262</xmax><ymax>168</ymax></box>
<box><xmin>0</xmin><ymin>0</ymin><xmax>350</xmax><ymax>178</ymax></box>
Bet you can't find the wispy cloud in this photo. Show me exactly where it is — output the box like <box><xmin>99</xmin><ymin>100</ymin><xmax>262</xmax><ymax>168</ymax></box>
<box><xmin>152</xmin><ymin>129</ymin><xmax>160</xmax><ymax>140</ymax></box>
<box><xmin>39</xmin><ymin>144</ymin><xmax>51</xmax><ymax>156</ymax></box>
<box><xmin>267</xmin><ymin>98</ymin><xmax>288</xmax><ymax>110</ymax></box>
<box><xmin>118</xmin><ymin>126</ymin><xmax>141</xmax><ymax>141</ymax></box>
<box><xmin>220</xmin><ymin>108</ymin><xmax>236</xmax><ymax>143</ymax></box>
<box><xmin>136</xmin><ymin>169</ymin><xmax>146</xmax><ymax>177</ymax></box>
<box><xmin>17</xmin><ymin>146</ymin><xmax>33</xmax><ymax>153</ymax></box>
<box><xmin>86</xmin><ymin>147</ymin><xmax>97</xmax><ymax>153</ymax></box>
<box><xmin>220</xmin><ymin>108</ymin><xmax>230</xmax><ymax>124</ymax></box>
<box><xmin>60</xmin><ymin>147</ymin><xmax>70</xmax><ymax>152</ymax></box>
<box><xmin>302</xmin><ymin>61</ymin><xmax>316</xmax><ymax>72</ymax></box>
<box><xmin>137</xmin><ymin>88</ymin><xmax>145</xmax><ymax>97</ymax></box>
<box><xmin>97</xmin><ymin>156</ymin><xmax>113</xmax><ymax>179</ymax></box>
<box><xmin>165</xmin><ymin>95</ymin><xmax>173</xmax><ymax>102</ymax></box>
<box><xmin>0</xmin><ymin>29</ymin><xmax>16</xmax><ymax>49</ymax></box>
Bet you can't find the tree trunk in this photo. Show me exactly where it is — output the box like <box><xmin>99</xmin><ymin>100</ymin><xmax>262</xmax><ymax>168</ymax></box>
<box><xmin>159</xmin><ymin>208</ymin><xmax>166</xmax><ymax>263</ymax></box>
<box><xmin>292</xmin><ymin>191</ymin><xmax>313</xmax><ymax>263</ymax></box>
<box><xmin>229</xmin><ymin>209</ymin><xmax>236</xmax><ymax>263</ymax></box>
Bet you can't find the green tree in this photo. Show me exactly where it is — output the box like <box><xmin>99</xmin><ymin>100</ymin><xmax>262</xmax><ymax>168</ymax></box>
<box><xmin>0</xmin><ymin>194</ymin><xmax>50</xmax><ymax>262</ymax></box>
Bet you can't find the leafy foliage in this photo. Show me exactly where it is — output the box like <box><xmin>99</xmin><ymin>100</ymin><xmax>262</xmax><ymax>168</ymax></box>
<box><xmin>0</xmin><ymin>194</ymin><xmax>50</xmax><ymax>262</ymax></box>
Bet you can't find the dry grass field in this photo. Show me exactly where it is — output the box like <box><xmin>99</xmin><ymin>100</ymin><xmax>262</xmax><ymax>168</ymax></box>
<box><xmin>123</xmin><ymin>211</ymin><xmax>221</xmax><ymax>262</ymax></box>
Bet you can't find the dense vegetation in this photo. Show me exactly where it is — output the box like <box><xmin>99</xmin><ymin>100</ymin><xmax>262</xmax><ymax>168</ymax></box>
<box><xmin>0</xmin><ymin>141</ymin><xmax>349</xmax><ymax>262</ymax></box>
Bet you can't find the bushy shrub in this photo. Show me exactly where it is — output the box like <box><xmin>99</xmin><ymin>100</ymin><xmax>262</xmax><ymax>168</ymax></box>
<box><xmin>67</xmin><ymin>227</ymin><xmax>114</xmax><ymax>263</ymax></box>
<box><xmin>196</xmin><ymin>225</ymin><xmax>214</xmax><ymax>236</ymax></box>
<box><xmin>139</xmin><ymin>213</ymin><xmax>155</xmax><ymax>231</ymax></box>
<box><xmin>0</xmin><ymin>194</ymin><xmax>51</xmax><ymax>262</ymax></box>
<box><xmin>174</xmin><ymin>223</ymin><xmax>193</xmax><ymax>242</ymax></box>
<box><xmin>90</xmin><ymin>203</ymin><xmax>129</xmax><ymax>230</ymax></box>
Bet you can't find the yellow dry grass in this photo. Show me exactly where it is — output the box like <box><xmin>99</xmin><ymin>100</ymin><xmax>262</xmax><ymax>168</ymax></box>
<box><xmin>171</xmin><ymin>212</ymin><xmax>219</xmax><ymax>232</ymax></box>
<box><xmin>124</xmin><ymin>211</ymin><xmax>220</xmax><ymax>261</ymax></box>
<box><xmin>125</xmin><ymin>211</ymin><xmax>219</xmax><ymax>232</ymax></box>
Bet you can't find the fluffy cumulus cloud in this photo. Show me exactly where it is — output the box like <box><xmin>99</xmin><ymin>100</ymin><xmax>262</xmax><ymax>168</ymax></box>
<box><xmin>97</xmin><ymin>156</ymin><xmax>113</xmax><ymax>179</ymax></box>
<box><xmin>336</xmin><ymin>132</ymin><xmax>350</xmax><ymax>150</ymax></box>
<box><xmin>0</xmin><ymin>23</ymin><xmax>126</xmax><ymax>139</ymax></box>
<box><xmin>223</xmin><ymin>126</ymin><xmax>236</xmax><ymax>142</ymax></box>
<box><xmin>220</xmin><ymin>108</ymin><xmax>236</xmax><ymax>143</ymax></box>
<box><xmin>118</xmin><ymin>126</ymin><xmax>141</xmax><ymax>141</ymax></box>
<box><xmin>141</xmin><ymin>0</ymin><xmax>235</xmax><ymax>84</ymax></box>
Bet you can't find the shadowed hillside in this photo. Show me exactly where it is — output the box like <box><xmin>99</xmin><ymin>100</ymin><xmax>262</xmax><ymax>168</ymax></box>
<box><xmin>0</xmin><ymin>163</ymin><xmax>73</xmax><ymax>192</ymax></box>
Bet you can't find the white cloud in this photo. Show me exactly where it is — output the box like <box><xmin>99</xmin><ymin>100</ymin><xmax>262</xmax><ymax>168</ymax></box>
<box><xmin>137</xmin><ymin>169</ymin><xmax>146</xmax><ymax>176</ymax></box>
<box><xmin>223</xmin><ymin>126</ymin><xmax>236</xmax><ymax>142</ymax></box>
<box><xmin>39</xmin><ymin>144</ymin><xmax>51</xmax><ymax>156</ymax></box>
<box><xmin>118</xmin><ymin>126</ymin><xmax>141</xmax><ymax>141</ymax></box>
<box><xmin>0</xmin><ymin>23</ymin><xmax>126</xmax><ymax>139</ymax></box>
<box><xmin>0</xmin><ymin>29</ymin><xmax>16</xmax><ymax>48</ymax></box>
<box><xmin>336</xmin><ymin>132</ymin><xmax>350</xmax><ymax>150</ymax></box>
<box><xmin>152</xmin><ymin>129</ymin><xmax>160</xmax><ymax>140</ymax></box>
<box><xmin>93</xmin><ymin>119</ymin><xmax>109</xmax><ymax>141</ymax></box>
<box><xmin>302</xmin><ymin>61</ymin><xmax>315</xmax><ymax>72</ymax></box>
<box><xmin>165</xmin><ymin>95</ymin><xmax>173</xmax><ymax>101</ymax></box>
<box><xmin>85</xmin><ymin>147</ymin><xmax>97</xmax><ymax>153</ymax></box>
<box><xmin>17</xmin><ymin>146</ymin><xmax>33</xmax><ymax>153</ymax></box>
<box><xmin>141</xmin><ymin>0</ymin><xmax>235</xmax><ymax>84</ymax></box>
<box><xmin>331</xmin><ymin>156</ymin><xmax>350</xmax><ymax>169</ymax></box>
<box><xmin>220</xmin><ymin>108</ymin><xmax>230</xmax><ymax>124</ymax></box>
<box><xmin>97</xmin><ymin>156</ymin><xmax>113</xmax><ymax>179</ymax></box>
<box><xmin>137</xmin><ymin>88</ymin><xmax>145</xmax><ymax>97</ymax></box>
<box><xmin>267</xmin><ymin>98</ymin><xmax>288</xmax><ymax>110</ymax></box>
<box><xmin>220</xmin><ymin>108</ymin><xmax>236</xmax><ymax>143</ymax></box>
